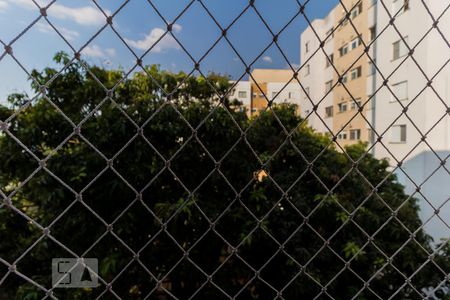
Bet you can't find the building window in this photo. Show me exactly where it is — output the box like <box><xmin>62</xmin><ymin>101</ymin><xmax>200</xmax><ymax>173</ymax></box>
<box><xmin>325</xmin><ymin>106</ymin><xmax>333</xmax><ymax>118</ymax></box>
<box><xmin>368</xmin><ymin>61</ymin><xmax>376</xmax><ymax>75</ymax></box>
<box><xmin>393</xmin><ymin>37</ymin><xmax>408</xmax><ymax>60</ymax></box>
<box><xmin>338</xmin><ymin>102</ymin><xmax>348</xmax><ymax>113</ymax></box>
<box><xmin>393</xmin><ymin>0</ymin><xmax>409</xmax><ymax>14</ymax></box>
<box><xmin>369</xmin><ymin>26</ymin><xmax>376</xmax><ymax>41</ymax></box>
<box><xmin>288</xmin><ymin>92</ymin><xmax>293</xmax><ymax>99</ymax></box>
<box><xmin>349</xmin><ymin>129</ymin><xmax>361</xmax><ymax>140</ymax></box>
<box><xmin>351</xmin><ymin>66</ymin><xmax>362</xmax><ymax>80</ymax></box>
<box><xmin>351</xmin><ymin>36</ymin><xmax>361</xmax><ymax>49</ymax></box>
<box><xmin>350</xmin><ymin>99</ymin><xmax>362</xmax><ymax>110</ymax></box>
<box><xmin>252</xmin><ymin>92</ymin><xmax>257</xmax><ymax>98</ymax></box>
<box><xmin>325</xmin><ymin>29</ymin><xmax>334</xmax><ymax>41</ymax></box>
<box><xmin>305</xmin><ymin>42</ymin><xmax>309</xmax><ymax>53</ymax></box>
<box><xmin>339</xmin><ymin>45</ymin><xmax>349</xmax><ymax>57</ymax></box>
<box><xmin>238</xmin><ymin>91</ymin><xmax>247</xmax><ymax>98</ymax></box>
<box><xmin>343</xmin><ymin>75</ymin><xmax>348</xmax><ymax>83</ymax></box>
<box><xmin>391</xmin><ymin>124</ymin><xmax>407</xmax><ymax>143</ymax></box>
<box><xmin>351</xmin><ymin>3</ymin><xmax>363</xmax><ymax>19</ymax></box>
<box><xmin>338</xmin><ymin>131</ymin><xmax>348</xmax><ymax>140</ymax></box>
<box><xmin>392</xmin><ymin>81</ymin><xmax>408</xmax><ymax>101</ymax></box>
<box><xmin>339</xmin><ymin>74</ymin><xmax>348</xmax><ymax>85</ymax></box>
<box><xmin>305</xmin><ymin>64</ymin><xmax>310</xmax><ymax>76</ymax></box>
<box><xmin>325</xmin><ymin>80</ymin><xmax>333</xmax><ymax>93</ymax></box>
<box><xmin>326</xmin><ymin>53</ymin><xmax>334</xmax><ymax>68</ymax></box>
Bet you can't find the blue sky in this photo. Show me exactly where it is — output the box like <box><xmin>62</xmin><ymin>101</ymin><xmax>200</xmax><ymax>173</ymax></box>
<box><xmin>0</xmin><ymin>0</ymin><xmax>338</xmax><ymax>101</ymax></box>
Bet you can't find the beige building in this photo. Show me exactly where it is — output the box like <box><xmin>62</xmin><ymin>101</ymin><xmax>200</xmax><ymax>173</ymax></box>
<box><xmin>300</xmin><ymin>0</ymin><xmax>377</xmax><ymax>147</ymax></box>
<box><xmin>332</xmin><ymin>0</ymin><xmax>371</xmax><ymax>147</ymax></box>
<box><xmin>230</xmin><ymin>69</ymin><xmax>301</xmax><ymax>116</ymax></box>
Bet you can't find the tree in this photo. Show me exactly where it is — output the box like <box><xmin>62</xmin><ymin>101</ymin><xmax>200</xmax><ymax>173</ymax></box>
<box><xmin>0</xmin><ymin>52</ymin><xmax>448</xmax><ymax>299</ymax></box>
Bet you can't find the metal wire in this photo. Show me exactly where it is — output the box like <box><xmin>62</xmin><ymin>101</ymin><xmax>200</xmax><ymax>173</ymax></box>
<box><xmin>0</xmin><ymin>0</ymin><xmax>449</xmax><ymax>299</ymax></box>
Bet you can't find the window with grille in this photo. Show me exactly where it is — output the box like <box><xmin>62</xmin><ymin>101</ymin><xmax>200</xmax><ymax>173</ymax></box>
<box><xmin>325</xmin><ymin>80</ymin><xmax>333</xmax><ymax>93</ymax></box>
<box><xmin>392</xmin><ymin>81</ymin><xmax>408</xmax><ymax>101</ymax></box>
<box><xmin>325</xmin><ymin>106</ymin><xmax>334</xmax><ymax>118</ymax></box>
<box><xmin>351</xmin><ymin>66</ymin><xmax>362</xmax><ymax>80</ymax></box>
<box><xmin>351</xmin><ymin>36</ymin><xmax>361</xmax><ymax>49</ymax></box>
<box><xmin>391</xmin><ymin>125</ymin><xmax>407</xmax><ymax>143</ymax></box>
<box><xmin>338</xmin><ymin>102</ymin><xmax>348</xmax><ymax>113</ymax></box>
<box><xmin>349</xmin><ymin>129</ymin><xmax>361</xmax><ymax>140</ymax></box>
<box><xmin>350</xmin><ymin>99</ymin><xmax>362</xmax><ymax>110</ymax></box>
<box><xmin>339</xmin><ymin>45</ymin><xmax>349</xmax><ymax>57</ymax></box>
<box><xmin>351</xmin><ymin>3</ymin><xmax>363</xmax><ymax>19</ymax></box>
<box><xmin>338</xmin><ymin>131</ymin><xmax>348</xmax><ymax>140</ymax></box>
<box><xmin>393</xmin><ymin>37</ymin><xmax>409</xmax><ymax>60</ymax></box>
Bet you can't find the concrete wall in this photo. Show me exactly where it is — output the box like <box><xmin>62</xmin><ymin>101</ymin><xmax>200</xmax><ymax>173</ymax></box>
<box><xmin>229</xmin><ymin>80</ymin><xmax>251</xmax><ymax>110</ymax></box>
<box><xmin>300</xmin><ymin>15</ymin><xmax>335</xmax><ymax>134</ymax></box>
<box><xmin>373</xmin><ymin>0</ymin><xmax>450</xmax><ymax>241</ymax></box>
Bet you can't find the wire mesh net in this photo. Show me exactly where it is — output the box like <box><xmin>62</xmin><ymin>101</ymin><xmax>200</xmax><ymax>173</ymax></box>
<box><xmin>0</xmin><ymin>0</ymin><xmax>449</xmax><ymax>299</ymax></box>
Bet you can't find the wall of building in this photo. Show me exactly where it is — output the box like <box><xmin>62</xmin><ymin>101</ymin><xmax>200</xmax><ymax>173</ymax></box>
<box><xmin>372</xmin><ymin>0</ymin><xmax>450</xmax><ymax>241</ymax></box>
<box><xmin>229</xmin><ymin>80</ymin><xmax>251</xmax><ymax>111</ymax></box>
<box><xmin>331</xmin><ymin>0</ymin><xmax>371</xmax><ymax>147</ymax></box>
<box><xmin>299</xmin><ymin>0</ymin><xmax>450</xmax><ymax>241</ymax></box>
<box><xmin>267</xmin><ymin>82</ymin><xmax>301</xmax><ymax>108</ymax></box>
<box><xmin>300</xmin><ymin>15</ymin><xmax>335</xmax><ymax>134</ymax></box>
<box><xmin>229</xmin><ymin>69</ymin><xmax>302</xmax><ymax>116</ymax></box>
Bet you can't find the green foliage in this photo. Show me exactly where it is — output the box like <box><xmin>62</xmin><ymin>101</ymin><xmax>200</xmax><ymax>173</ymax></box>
<box><xmin>0</xmin><ymin>53</ymin><xmax>448</xmax><ymax>299</ymax></box>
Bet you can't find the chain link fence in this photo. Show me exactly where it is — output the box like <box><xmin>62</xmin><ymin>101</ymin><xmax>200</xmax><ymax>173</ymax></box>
<box><xmin>0</xmin><ymin>0</ymin><xmax>449</xmax><ymax>299</ymax></box>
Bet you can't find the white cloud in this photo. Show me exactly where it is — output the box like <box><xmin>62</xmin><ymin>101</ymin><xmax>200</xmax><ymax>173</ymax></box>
<box><xmin>36</xmin><ymin>22</ymin><xmax>79</xmax><ymax>41</ymax></box>
<box><xmin>48</xmin><ymin>4</ymin><xmax>107</xmax><ymax>26</ymax></box>
<box><xmin>82</xmin><ymin>45</ymin><xmax>116</xmax><ymax>59</ymax></box>
<box><xmin>8</xmin><ymin>0</ymin><xmax>108</xmax><ymax>26</ymax></box>
<box><xmin>0</xmin><ymin>0</ymin><xmax>9</xmax><ymax>11</ymax></box>
<box><xmin>104</xmin><ymin>48</ymin><xmax>116</xmax><ymax>57</ymax></box>
<box><xmin>262</xmin><ymin>56</ymin><xmax>273</xmax><ymax>63</ymax></box>
<box><xmin>125</xmin><ymin>24</ymin><xmax>182</xmax><ymax>52</ymax></box>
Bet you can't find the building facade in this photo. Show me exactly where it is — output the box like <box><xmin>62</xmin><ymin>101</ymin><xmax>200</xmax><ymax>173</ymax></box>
<box><xmin>230</xmin><ymin>69</ymin><xmax>301</xmax><ymax>116</ymax></box>
<box><xmin>300</xmin><ymin>0</ymin><xmax>450</xmax><ymax>240</ymax></box>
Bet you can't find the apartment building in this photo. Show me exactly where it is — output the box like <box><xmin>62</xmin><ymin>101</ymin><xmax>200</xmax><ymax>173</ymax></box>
<box><xmin>300</xmin><ymin>0</ymin><xmax>375</xmax><ymax>147</ymax></box>
<box><xmin>229</xmin><ymin>69</ymin><xmax>301</xmax><ymax>116</ymax></box>
<box><xmin>300</xmin><ymin>0</ymin><xmax>450</xmax><ymax>240</ymax></box>
<box><xmin>300</xmin><ymin>9</ymin><xmax>336</xmax><ymax>135</ymax></box>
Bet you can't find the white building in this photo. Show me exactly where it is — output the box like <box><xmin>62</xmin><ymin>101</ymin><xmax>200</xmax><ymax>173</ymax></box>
<box><xmin>229</xmin><ymin>80</ymin><xmax>251</xmax><ymax>109</ymax></box>
<box><xmin>300</xmin><ymin>13</ymin><xmax>335</xmax><ymax>134</ymax></box>
<box><xmin>372</xmin><ymin>0</ymin><xmax>450</xmax><ymax>240</ymax></box>
<box><xmin>229</xmin><ymin>69</ymin><xmax>302</xmax><ymax>116</ymax></box>
<box><xmin>299</xmin><ymin>0</ymin><xmax>450</xmax><ymax>241</ymax></box>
